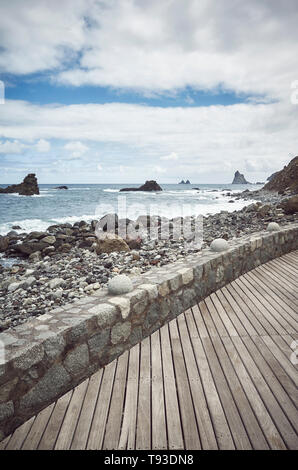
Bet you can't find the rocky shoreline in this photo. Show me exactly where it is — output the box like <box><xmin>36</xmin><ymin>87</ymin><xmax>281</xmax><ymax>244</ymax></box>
<box><xmin>0</xmin><ymin>189</ymin><xmax>297</xmax><ymax>332</ymax></box>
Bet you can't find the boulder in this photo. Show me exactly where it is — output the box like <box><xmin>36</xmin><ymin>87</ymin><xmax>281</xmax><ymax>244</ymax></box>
<box><xmin>0</xmin><ymin>174</ymin><xmax>39</xmax><ymax>196</ymax></box>
<box><xmin>55</xmin><ymin>186</ymin><xmax>68</xmax><ymax>190</ymax></box>
<box><xmin>120</xmin><ymin>180</ymin><xmax>162</xmax><ymax>192</ymax></box>
<box><xmin>279</xmin><ymin>195</ymin><xmax>298</xmax><ymax>214</ymax></box>
<box><xmin>95</xmin><ymin>234</ymin><xmax>130</xmax><ymax>254</ymax></box>
<box><xmin>0</xmin><ymin>236</ymin><xmax>9</xmax><ymax>252</ymax></box>
<box><xmin>14</xmin><ymin>240</ymin><xmax>48</xmax><ymax>255</ymax></box>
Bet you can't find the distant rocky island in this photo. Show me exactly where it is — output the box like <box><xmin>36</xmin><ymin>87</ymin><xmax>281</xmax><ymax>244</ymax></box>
<box><xmin>0</xmin><ymin>174</ymin><xmax>39</xmax><ymax>196</ymax></box>
<box><xmin>55</xmin><ymin>185</ymin><xmax>68</xmax><ymax>190</ymax></box>
<box><xmin>179</xmin><ymin>180</ymin><xmax>191</xmax><ymax>184</ymax></box>
<box><xmin>120</xmin><ymin>180</ymin><xmax>162</xmax><ymax>192</ymax></box>
<box><xmin>232</xmin><ymin>171</ymin><xmax>250</xmax><ymax>184</ymax></box>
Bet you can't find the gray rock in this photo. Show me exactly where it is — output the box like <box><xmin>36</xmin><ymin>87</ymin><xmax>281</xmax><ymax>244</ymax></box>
<box><xmin>64</xmin><ymin>343</ymin><xmax>89</xmax><ymax>376</ymax></box>
<box><xmin>20</xmin><ymin>364</ymin><xmax>71</xmax><ymax>411</ymax></box>
<box><xmin>49</xmin><ymin>277</ymin><xmax>65</xmax><ymax>289</ymax></box>
<box><xmin>111</xmin><ymin>321</ymin><xmax>131</xmax><ymax>344</ymax></box>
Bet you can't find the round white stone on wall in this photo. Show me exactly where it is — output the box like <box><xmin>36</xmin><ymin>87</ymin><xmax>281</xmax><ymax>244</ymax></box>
<box><xmin>108</xmin><ymin>274</ymin><xmax>133</xmax><ymax>295</ymax></box>
<box><xmin>210</xmin><ymin>238</ymin><xmax>229</xmax><ymax>252</ymax></box>
<box><xmin>267</xmin><ymin>222</ymin><xmax>280</xmax><ymax>232</ymax></box>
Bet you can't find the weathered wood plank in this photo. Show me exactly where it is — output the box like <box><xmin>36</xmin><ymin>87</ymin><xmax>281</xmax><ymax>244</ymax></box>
<box><xmin>150</xmin><ymin>330</ymin><xmax>167</xmax><ymax>450</ymax></box>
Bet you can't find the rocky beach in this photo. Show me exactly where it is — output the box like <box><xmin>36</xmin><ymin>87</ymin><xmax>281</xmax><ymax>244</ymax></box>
<box><xmin>0</xmin><ymin>188</ymin><xmax>297</xmax><ymax>332</ymax></box>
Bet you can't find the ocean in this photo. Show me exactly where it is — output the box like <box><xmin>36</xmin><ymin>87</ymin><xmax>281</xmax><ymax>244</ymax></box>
<box><xmin>0</xmin><ymin>183</ymin><xmax>260</xmax><ymax>236</ymax></box>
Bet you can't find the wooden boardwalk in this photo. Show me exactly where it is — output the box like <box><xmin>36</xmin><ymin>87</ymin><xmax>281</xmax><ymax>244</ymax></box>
<box><xmin>1</xmin><ymin>251</ymin><xmax>297</xmax><ymax>450</ymax></box>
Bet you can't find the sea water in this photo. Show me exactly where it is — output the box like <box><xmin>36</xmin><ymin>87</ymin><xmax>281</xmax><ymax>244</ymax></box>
<box><xmin>0</xmin><ymin>183</ymin><xmax>261</xmax><ymax>236</ymax></box>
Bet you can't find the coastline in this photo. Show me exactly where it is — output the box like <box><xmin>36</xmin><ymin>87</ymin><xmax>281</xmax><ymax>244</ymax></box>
<box><xmin>0</xmin><ymin>188</ymin><xmax>297</xmax><ymax>333</ymax></box>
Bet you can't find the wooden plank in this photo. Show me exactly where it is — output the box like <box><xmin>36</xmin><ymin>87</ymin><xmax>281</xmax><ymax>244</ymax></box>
<box><xmin>117</xmin><ymin>345</ymin><xmax>139</xmax><ymax>450</ymax></box>
<box><xmin>210</xmin><ymin>292</ymin><xmax>239</xmax><ymax>337</ymax></box>
<box><xmin>256</xmin><ymin>265</ymin><xmax>298</xmax><ymax>304</ymax></box>
<box><xmin>252</xmin><ymin>266</ymin><xmax>298</xmax><ymax>311</ymax></box>
<box><xmin>231</xmin><ymin>336</ymin><xmax>296</xmax><ymax>449</ymax></box>
<box><xmin>38</xmin><ymin>389</ymin><xmax>73</xmax><ymax>450</ymax></box>
<box><xmin>160</xmin><ymin>323</ymin><xmax>184</xmax><ymax>450</ymax></box>
<box><xmin>103</xmin><ymin>352</ymin><xmax>129</xmax><ymax>450</ymax></box>
<box><xmin>136</xmin><ymin>337</ymin><xmax>151</xmax><ymax>450</ymax></box>
<box><xmin>150</xmin><ymin>330</ymin><xmax>167</xmax><ymax>450</ymax></box>
<box><xmin>234</xmin><ymin>277</ymin><xmax>290</xmax><ymax>336</ymax></box>
<box><xmin>260</xmin><ymin>261</ymin><xmax>298</xmax><ymax>293</ymax></box>
<box><xmin>5</xmin><ymin>416</ymin><xmax>35</xmax><ymax>450</ymax></box>
<box><xmin>211</xmin><ymin>335</ymin><xmax>268</xmax><ymax>450</ymax></box>
<box><xmin>242</xmin><ymin>335</ymin><xmax>298</xmax><ymax>436</ymax></box>
<box><xmin>243</xmin><ymin>273</ymin><xmax>298</xmax><ymax>331</ymax></box>
<box><xmin>271</xmin><ymin>258</ymin><xmax>298</xmax><ymax>282</ymax></box>
<box><xmin>217</xmin><ymin>288</ymin><xmax>249</xmax><ymax>337</ymax></box>
<box><xmin>169</xmin><ymin>319</ymin><xmax>201</xmax><ymax>449</ymax></box>
<box><xmin>71</xmin><ymin>369</ymin><xmax>103</xmax><ymax>450</ymax></box>
<box><xmin>250</xmin><ymin>336</ymin><xmax>298</xmax><ymax>406</ymax></box>
<box><xmin>260</xmin><ymin>336</ymin><xmax>298</xmax><ymax>386</ymax></box>
<box><xmin>21</xmin><ymin>402</ymin><xmax>55</xmax><ymax>450</ymax></box>
<box><xmin>227</xmin><ymin>280</ymin><xmax>278</xmax><ymax>336</ymax></box>
<box><xmin>222</xmin><ymin>337</ymin><xmax>286</xmax><ymax>450</ymax></box>
<box><xmin>201</xmin><ymin>335</ymin><xmax>251</xmax><ymax>450</ymax></box>
<box><xmin>189</xmin><ymin>307</ymin><xmax>234</xmax><ymax>449</ymax></box>
<box><xmin>86</xmin><ymin>360</ymin><xmax>117</xmax><ymax>450</ymax></box>
<box><xmin>225</xmin><ymin>282</ymin><xmax>268</xmax><ymax>336</ymax></box>
<box><xmin>54</xmin><ymin>379</ymin><xmax>89</xmax><ymax>450</ymax></box>
<box><xmin>267</xmin><ymin>259</ymin><xmax>298</xmax><ymax>287</ymax></box>
<box><xmin>178</xmin><ymin>311</ymin><xmax>219</xmax><ymax>449</ymax></box>
<box><xmin>0</xmin><ymin>434</ymin><xmax>11</xmax><ymax>450</ymax></box>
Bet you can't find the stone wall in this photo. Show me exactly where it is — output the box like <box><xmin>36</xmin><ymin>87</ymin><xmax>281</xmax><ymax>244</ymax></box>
<box><xmin>0</xmin><ymin>223</ymin><xmax>297</xmax><ymax>440</ymax></box>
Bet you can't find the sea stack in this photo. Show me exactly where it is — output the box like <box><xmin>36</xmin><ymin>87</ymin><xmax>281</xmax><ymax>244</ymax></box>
<box><xmin>120</xmin><ymin>180</ymin><xmax>162</xmax><ymax>192</ymax></box>
<box><xmin>232</xmin><ymin>171</ymin><xmax>250</xmax><ymax>184</ymax></box>
<box><xmin>0</xmin><ymin>173</ymin><xmax>39</xmax><ymax>196</ymax></box>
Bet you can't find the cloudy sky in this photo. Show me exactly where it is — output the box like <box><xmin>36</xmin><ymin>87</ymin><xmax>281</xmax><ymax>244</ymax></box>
<box><xmin>0</xmin><ymin>0</ymin><xmax>297</xmax><ymax>184</ymax></box>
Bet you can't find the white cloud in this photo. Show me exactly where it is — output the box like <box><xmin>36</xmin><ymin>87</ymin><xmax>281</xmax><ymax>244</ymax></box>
<box><xmin>161</xmin><ymin>152</ymin><xmax>179</xmax><ymax>161</ymax></box>
<box><xmin>153</xmin><ymin>165</ymin><xmax>167</xmax><ymax>174</ymax></box>
<box><xmin>64</xmin><ymin>140</ymin><xmax>89</xmax><ymax>158</ymax></box>
<box><xmin>35</xmin><ymin>139</ymin><xmax>51</xmax><ymax>153</ymax></box>
<box><xmin>0</xmin><ymin>99</ymin><xmax>297</xmax><ymax>182</ymax></box>
<box><xmin>0</xmin><ymin>139</ymin><xmax>26</xmax><ymax>154</ymax></box>
<box><xmin>0</xmin><ymin>0</ymin><xmax>297</xmax><ymax>102</ymax></box>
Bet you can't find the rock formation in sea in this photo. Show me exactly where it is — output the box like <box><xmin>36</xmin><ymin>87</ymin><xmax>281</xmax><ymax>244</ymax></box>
<box><xmin>0</xmin><ymin>174</ymin><xmax>39</xmax><ymax>196</ymax></box>
<box><xmin>263</xmin><ymin>156</ymin><xmax>298</xmax><ymax>194</ymax></box>
<box><xmin>120</xmin><ymin>180</ymin><xmax>162</xmax><ymax>192</ymax></box>
<box><xmin>179</xmin><ymin>180</ymin><xmax>191</xmax><ymax>184</ymax></box>
<box><xmin>232</xmin><ymin>171</ymin><xmax>250</xmax><ymax>184</ymax></box>
<box><xmin>55</xmin><ymin>186</ymin><xmax>68</xmax><ymax>190</ymax></box>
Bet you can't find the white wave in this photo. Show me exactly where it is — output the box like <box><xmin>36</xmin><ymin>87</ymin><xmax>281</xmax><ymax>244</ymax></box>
<box><xmin>0</xmin><ymin>218</ymin><xmax>53</xmax><ymax>235</ymax></box>
<box><xmin>103</xmin><ymin>189</ymin><xmax>120</xmax><ymax>193</ymax></box>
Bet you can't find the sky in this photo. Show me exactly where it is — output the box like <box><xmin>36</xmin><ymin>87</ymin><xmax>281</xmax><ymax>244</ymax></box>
<box><xmin>0</xmin><ymin>0</ymin><xmax>297</xmax><ymax>184</ymax></box>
